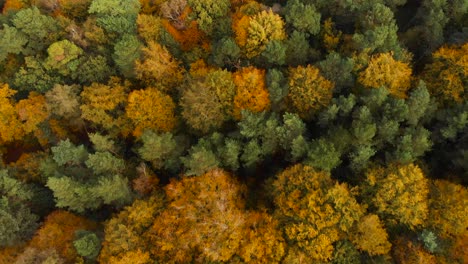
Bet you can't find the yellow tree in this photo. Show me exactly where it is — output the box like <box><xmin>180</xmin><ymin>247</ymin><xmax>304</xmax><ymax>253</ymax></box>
<box><xmin>80</xmin><ymin>78</ymin><xmax>132</xmax><ymax>136</ymax></box>
<box><xmin>0</xmin><ymin>83</ymin><xmax>24</xmax><ymax>144</ymax></box>
<box><xmin>234</xmin><ymin>9</ymin><xmax>286</xmax><ymax>58</ymax></box>
<box><xmin>428</xmin><ymin>180</ymin><xmax>468</xmax><ymax>237</ymax></box>
<box><xmin>99</xmin><ymin>196</ymin><xmax>164</xmax><ymax>263</ymax></box>
<box><xmin>271</xmin><ymin>164</ymin><xmax>365</xmax><ymax>262</ymax></box>
<box><xmin>126</xmin><ymin>88</ymin><xmax>177</xmax><ymax>137</ymax></box>
<box><xmin>287</xmin><ymin>65</ymin><xmax>334</xmax><ymax>120</ymax></box>
<box><xmin>363</xmin><ymin>163</ymin><xmax>429</xmax><ymax>230</ymax></box>
<box><xmin>239</xmin><ymin>211</ymin><xmax>286</xmax><ymax>264</ymax></box>
<box><xmin>350</xmin><ymin>214</ymin><xmax>391</xmax><ymax>256</ymax></box>
<box><xmin>233</xmin><ymin>66</ymin><xmax>270</xmax><ymax>119</ymax></box>
<box><xmin>358</xmin><ymin>52</ymin><xmax>412</xmax><ymax>98</ymax></box>
<box><xmin>134</xmin><ymin>41</ymin><xmax>184</xmax><ymax>92</ymax></box>
<box><xmin>421</xmin><ymin>43</ymin><xmax>467</xmax><ymax>104</ymax></box>
<box><xmin>0</xmin><ymin>84</ymin><xmax>49</xmax><ymax>145</ymax></box>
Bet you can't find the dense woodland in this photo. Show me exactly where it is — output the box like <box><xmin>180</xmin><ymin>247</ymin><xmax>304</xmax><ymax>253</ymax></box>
<box><xmin>0</xmin><ymin>0</ymin><xmax>466</xmax><ymax>263</ymax></box>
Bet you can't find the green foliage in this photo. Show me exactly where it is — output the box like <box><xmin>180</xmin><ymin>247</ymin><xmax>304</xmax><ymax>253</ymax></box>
<box><xmin>73</xmin><ymin>230</ymin><xmax>102</xmax><ymax>259</ymax></box>
<box><xmin>11</xmin><ymin>7</ymin><xmax>62</xmax><ymax>53</ymax></box>
<box><xmin>266</xmin><ymin>68</ymin><xmax>288</xmax><ymax>107</ymax></box>
<box><xmin>317</xmin><ymin>52</ymin><xmax>355</xmax><ymax>92</ymax></box>
<box><xmin>284</xmin><ymin>0</ymin><xmax>321</xmax><ymax>35</ymax></box>
<box><xmin>88</xmin><ymin>0</ymin><xmax>140</xmax><ymax>34</ymax></box>
<box><xmin>0</xmin><ymin>25</ymin><xmax>27</xmax><ymax>63</ymax></box>
<box><xmin>285</xmin><ymin>30</ymin><xmax>310</xmax><ymax>66</ymax></box>
<box><xmin>51</xmin><ymin>139</ymin><xmax>88</xmax><ymax>166</ymax></box>
<box><xmin>182</xmin><ymin>143</ymin><xmax>220</xmax><ymax>176</ymax></box>
<box><xmin>211</xmin><ymin>37</ymin><xmax>241</xmax><ymax>67</ymax></box>
<box><xmin>44</xmin><ymin>40</ymin><xmax>83</xmax><ymax>76</ymax></box>
<box><xmin>0</xmin><ymin>197</ymin><xmax>39</xmax><ymax>247</ymax></box>
<box><xmin>113</xmin><ymin>34</ymin><xmax>142</xmax><ymax>77</ymax></box>
<box><xmin>419</xmin><ymin>229</ymin><xmax>439</xmax><ymax>253</ymax></box>
<box><xmin>138</xmin><ymin>130</ymin><xmax>185</xmax><ymax>172</ymax></box>
<box><xmin>85</xmin><ymin>152</ymin><xmax>125</xmax><ymax>175</ymax></box>
<box><xmin>187</xmin><ymin>0</ymin><xmax>230</xmax><ymax>35</ymax></box>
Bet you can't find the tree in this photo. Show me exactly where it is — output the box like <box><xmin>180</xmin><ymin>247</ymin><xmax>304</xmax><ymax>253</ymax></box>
<box><xmin>421</xmin><ymin>43</ymin><xmax>467</xmax><ymax>104</ymax></box>
<box><xmin>238</xmin><ymin>211</ymin><xmax>286</xmax><ymax>264</ymax></box>
<box><xmin>234</xmin><ymin>10</ymin><xmax>286</xmax><ymax>58</ymax></box>
<box><xmin>270</xmin><ymin>164</ymin><xmax>365</xmax><ymax>262</ymax></box>
<box><xmin>113</xmin><ymin>34</ymin><xmax>142</xmax><ymax>78</ymax></box>
<box><xmin>233</xmin><ymin>67</ymin><xmax>270</xmax><ymax>119</ymax></box>
<box><xmin>44</xmin><ymin>39</ymin><xmax>83</xmax><ymax>76</ymax></box>
<box><xmin>187</xmin><ymin>0</ymin><xmax>230</xmax><ymax>35</ymax></box>
<box><xmin>352</xmin><ymin>4</ymin><xmax>405</xmax><ymax>59</ymax></box>
<box><xmin>99</xmin><ymin>195</ymin><xmax>164</xmax><ymax>263</ymax></box>
<box><xmin>181</xmin><ymin>69</ymin><xmax>236</xmax><ymax>133</ymax></box>
<box><xmin>148</xmin><ymin>169</ymin><xmax>247</xmax><ymax>262</ymax></box>
<box><xmin>283</xmin><ymin>0</ymin><xmax>321</xmax><ymax>35</ymax></box>
<box><xmin>349</xmin><ymin>214</ymin><xmax>391</xmax><ymax>256</ymax></box>
<box><xmin>45</xmin><ymin>84</ymin><xmax>81</xmax><ymax>121</ymax></box>
<box><xmin>363</xmin><ymin>163</ymin><xmax>430</xmax><ymax>229</ymax></box>
<box><xmin>88</xmin><ymin>0</ymin><xmax>140</xmax><ymax>34</ymax></box>
<box><xmin>27</xmin><ymin>210</ymin><xmax>97</xmax><ymax>262</ymax></box>
<box><xmin>358</xmin><ymin>52</ymin><xmax>413</xmax><ymax>98</ymax></box>
<box><xmin>73</xmin><ymin>230</ymin><xmax>101</xmax><ymax>260</ymax></box>
<box><xmin>287</xmin><ymin>65</ymin><xmax>334</xmax><ymax>120</ymax></box>
<box><xmin>137</xmin><ymin>130</ymin><xmax>185</xmax><ymax>172</ymax></box>
<box><xmin>80</xmin><ymin>78</ymin><xmax>132</xmax><ymax>136</ymax></box>
<box><xmin>125</xmin><ymin>88</ymin><xmax>177</xmax><ymax>137</ymax></box>
<box><xmin>134</xmin><ymin>41</ymin><xmax>184</xmax><ymax>91</ymax></box>
<box><xmin>0</xmin><ymin>25</ymin><xmax>27</xmax><ymax>63</ymax></box>
<box><xmin>0</xmin><ymin>84</ymin><xmax>49</xmax><ymax>144</ymax></box>
<box><xmin>0</xmin><ymin>170</ymin><xmax>39</xmax><ymax>247</ymax></box>
<box><xmin>428</xmin><ymin>180</ymin><xmax>468</xmax><ymax>237</ymax></box>
<box><xmin>11</xmin><ymin>7</ymin><xmax>62</xmax><ymax>54</ymax></box>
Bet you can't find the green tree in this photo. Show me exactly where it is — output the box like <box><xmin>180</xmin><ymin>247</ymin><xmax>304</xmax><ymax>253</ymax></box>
<box><xmin>12</xmin><ymin>7</ymin><xmax>62</xmax><ymax>54</ymax></box>
<box><xmin>88</xmin><ymin>0</ymin><xmax>140</xmax><ymax>34</ymax></box>
<box><xmin>73</xmin><ymin>230</ymin><xmax>101</xmax><ymax>260</ymax></box>
<box><xmin>113</xmin><ymin>34</ymin><xmax>142</xmax><ymax>78</ymax></box>
<box><xmin>0</xmin><ymin>25</ymin><xmax>27</xmax><ymax>63</ymax></box>
<box><xmin>187</xmin><ymin>0</ymin><xmax>230</xmax><ymax>35</ymax></box>
<box><xmin>284</xmin><ymin>0</ymin><xmax>321</xmax><ymax>35</ymax></box>
<box><xmin>44</xmin><ymin>39</ymin><xmax>83</xmax><ymax>76</ymax></box>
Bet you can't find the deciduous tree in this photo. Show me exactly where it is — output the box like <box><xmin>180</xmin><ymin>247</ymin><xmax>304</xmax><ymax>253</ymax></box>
<box><xmin>233</xmin><ymin>67</ymin><xmax>270</xmax><ymax>119</ymax></box>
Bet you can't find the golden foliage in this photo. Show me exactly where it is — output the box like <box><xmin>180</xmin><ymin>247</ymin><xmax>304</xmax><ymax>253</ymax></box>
<box><xmin>350</xmin><ymin>214</ymin><xmax>391</xmax><ymax>256</ymax></box>
<box><xmin>322</xmin><ymin>18</ymin><xmax>342</xmax><ymax>51</ymax></box>
<box><xmin>358</xmin><ymin>52</ymin><xmax>412</xmax><ymax>98</ymax></box>
<box><xmin>239</xmin><ymin>211</ymin><xmax>286</xmax><ymax>263</ymax></box>
<box><xmin>108</xmin><ymin>249</ymin><xmax>151</xmax><ymax>264</ymax></box>
<box><xmin>428</xmin><ymin>180</ymin><xmax>468</xmax><ymax>237</ymax></box>
<box><xmin>365</xmin><ymin>163</ymin><xmax>429</xmax><ymax>229</ymax></box>
<box><xmin>99</xmin><ymin>196</ymin><xmax>164</xmax><ymax>263</ymax></box>
<box><xmin>233</xmin><ymin>66</ymin><xmax>270</xmax><ymax>119</ymax></box>
<box><xmin>272</xmin><ymin>164</ymin><xmax>365</xmax><ymax>262</ymax></box>
<box><xmin>0</xmin><ymin>83</ymin><xmax>22</xmax><ymax>144</ymax></box>
<box><xmin>287</xmin><ymin>65</ymin><xmax>334</xmax><ymax>120</ymax></box>
<box><xmin>27</xmin><ymin>210</ymin><xmax>97</xmax><ymax>262</ymax></box>
<box><xmin>137</xmin><ymin>14</ymin><xmax>162</xmax><ymax>43</ymax></box>
<box><xmin>0</xmin><ymin>84</ymin><xmax>49</xmax><ymax>145</ymax></box>
<box><xmin>422</xmin><ymin>43</ymin><xmax>467</xmax><ymax>104</ymax></box>
<box><xmin>125</xmin><ymin>88</ymin><xmax>177</xmax><ymax>137</ymax></box>
<box><xmin>16</xmin><ymin>92</ymin><xmax>49</xmax><ymax>134</ymax></box>
<box><xmin>234</xmin><ymin>10</ymin><xmax>286</xmax><ymax>58</ymax></box>
<box><xmin>134</xmin><ymin>41</ymin><xmax>184</xmax><ymax>90</ymax></box>
<box><xmin>80</xmin><ymin>78</ymin><xmax>132</xmax><ymax>136</ymax></box>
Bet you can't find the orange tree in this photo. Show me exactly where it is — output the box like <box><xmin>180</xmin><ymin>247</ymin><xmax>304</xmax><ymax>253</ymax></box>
<box><xmin>125</xmin><ymin>87</ymin><xmax>177</xmax><ymax>137</ymax></box>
